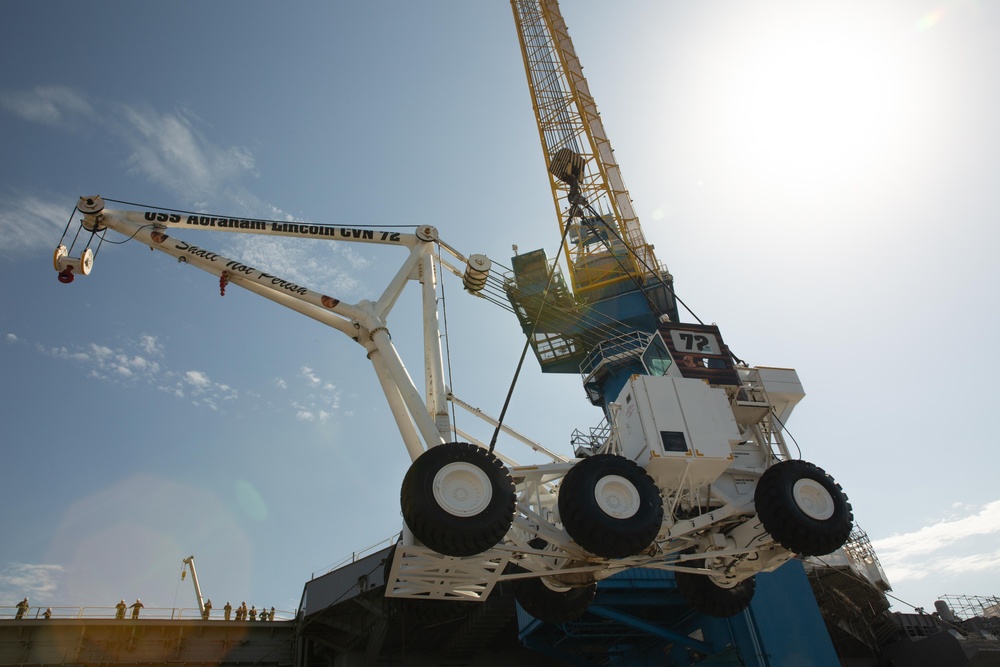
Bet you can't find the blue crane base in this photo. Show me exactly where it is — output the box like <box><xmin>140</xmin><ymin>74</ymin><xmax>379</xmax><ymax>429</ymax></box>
<box><xmin>517</xmin><ymin>559</ymin><xmax>839</xmax><ymax>667</ymax></box>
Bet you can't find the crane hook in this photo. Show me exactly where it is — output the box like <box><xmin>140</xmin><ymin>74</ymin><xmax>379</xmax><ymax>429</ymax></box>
<box><xmin>219</xmin><ymin>271</ymin><xmax>230</xmax><ymax>297</ymax></box>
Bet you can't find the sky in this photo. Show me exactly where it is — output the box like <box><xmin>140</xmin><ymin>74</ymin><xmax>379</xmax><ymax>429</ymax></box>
<box><xmin>2</xmin><ymin>0</ymin><xmax>999</xmax><ymax>620</ymax></box>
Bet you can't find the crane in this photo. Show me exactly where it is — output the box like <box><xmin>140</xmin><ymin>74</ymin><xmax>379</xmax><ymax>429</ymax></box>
<box><xmin>181</xmin><ymin>555</ymin><xmax>207</xmax><ymax>619</ymax></box>
<box><xmin>505</xmin><ymin>0</ymin><xmax>854</xmax><ymax>661</ymax></box>
<box><xmin>50</xmin><ymin>2</ymin><xmax>853</xmax><ymax>646</ymax></box>
<box><xmin>506</xmin><ymin>0</ymin><xmax>677</xmax><ymax>379</ymax></box>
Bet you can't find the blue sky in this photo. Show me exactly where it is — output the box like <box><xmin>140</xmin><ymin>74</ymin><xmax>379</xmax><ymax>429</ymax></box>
<box><xmin>2</xmin><ymin>0</ymin><xmax>999</xmax><ymax>617</ymax></box>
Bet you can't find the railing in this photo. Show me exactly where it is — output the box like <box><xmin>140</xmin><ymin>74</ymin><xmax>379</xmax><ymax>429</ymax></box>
<box><xmin>311</xmin><ymin>533</ymin><xmax>400</xmax><ymax>579</ymax></box>
<box><xmin>0</xmin><ymin>605</ymin><xmax>296</xmax><ymax>621</ymax></box>
<box><xmin>579</xmin><ymin>331</ymin><xmax>651</xmax><ymax>380</ymax></box>
<box><xmin>569</xmin><ymin>419</ymin><xmax>615</xmax><ymax>456</ymax></box>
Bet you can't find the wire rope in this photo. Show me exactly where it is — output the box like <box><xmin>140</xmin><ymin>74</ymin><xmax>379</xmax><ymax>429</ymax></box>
<box><xmin>809</xmin><ymin>554</ymin><xmax>1000</xmax><ymax>652</ymax></box>
<box><xmin>579</xmin><ymin>199</ymin><xmax>704</xmax><ymax>325</ymax></box>
<box><xmin>57</xmin><ymin>205</ymin><xmax>78</xmax><ymax>247</ymax></box>
<box><xmin>101</xmin><ymin>198</ymin><xmax>418</xmax><ymax>229</ymax></box>
<box><xmin>436</xmin><ymin>246</ymin><xmax>459</xmax><ymax>436</ymax></box>
<box><xmin>487</xmin><ymin>221</ymin><xmax>575</xmax><ymax>453</ymax></box>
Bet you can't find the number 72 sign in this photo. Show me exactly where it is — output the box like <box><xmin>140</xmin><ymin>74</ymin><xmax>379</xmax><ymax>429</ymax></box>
<box><xmin>669</xmin><ymin>330</ymin><xmax>720</xmax><ymax>355</ymax></box>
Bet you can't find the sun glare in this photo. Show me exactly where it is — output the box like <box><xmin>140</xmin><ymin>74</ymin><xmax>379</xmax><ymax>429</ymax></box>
<box><xmin>719</xmin><ymin>17</ymin><xmax>904</xmax><ymax>191</ymax></box>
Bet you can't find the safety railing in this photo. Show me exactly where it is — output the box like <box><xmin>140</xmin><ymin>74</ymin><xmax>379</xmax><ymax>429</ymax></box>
<box><xmin>578</xmin><ymin>330</ymin><xmax>651</xmax><ymax>381</ymax></box>
<box><xmin>0</xmin><ymin>605</ymin><xmax>296</xmax><ymax>621</ymax></box>
<box><xmin>311</xmin><ymin>533</ymin><xmax>400</xmax><ymax>578</ymax></box>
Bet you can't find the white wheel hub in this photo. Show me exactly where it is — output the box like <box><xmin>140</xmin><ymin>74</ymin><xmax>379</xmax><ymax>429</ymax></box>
<box><xmin>792</xmin><ymin>478</ymin><xmax>835</xmax><ymax>520</ymax></box>
<box><xmin>433</xmin><ymin>462</ymin><xmax>492</xmax><ymax>517</ymax></box>
<box><xmin>594</xmin><ymin>475</ymin><xmax>640</xmax><ymax>519</ymax></box>
<box><xmin>706</xmin><ymin>558</ymin><xmax>740</xmax><ymax>589</ymax></box>
<box><xmin>539</xmin><ymin>577</ymin><xmax>573</xmax><ymax>593</ymax></box>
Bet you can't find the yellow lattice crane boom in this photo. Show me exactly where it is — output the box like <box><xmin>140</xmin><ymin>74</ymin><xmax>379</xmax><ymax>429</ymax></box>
<box><xmin>510</xmin><ymin>0</ymin><xmax>669</xmax><ymax>297</ymax></box>
<box><xmin>508</xmin><ymin>0</ymin><xmax>678</xmax><ymax>374</ymax></box>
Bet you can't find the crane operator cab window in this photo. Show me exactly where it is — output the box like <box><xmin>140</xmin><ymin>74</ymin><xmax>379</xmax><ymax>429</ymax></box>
<box><xmin>642</xmin><ymin>327</ymin><xmax>743</xmax><ymax>385</ymax></box>
<box><xmin>641</xmin><ymin>332</ymin><xmax>677</xmax><ymax>377</ymax></box>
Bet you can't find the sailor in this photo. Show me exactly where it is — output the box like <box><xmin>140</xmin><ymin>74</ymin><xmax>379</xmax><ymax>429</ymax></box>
<box><xmin>129</xmin><ymin>598</ymin><xmax>144</xmax><ymax>619</ymax></box>
<box><xmin>15</xmin><ymin>597</ymin><xmax>28</xmax><ymax>620</ymax></box>
<box><xmin>116</xmin><ymin>599</ymin><xmax>127</xmax><ymax>619</ymax></box>
<box><xmin>203</xmin><ymin>598</ymin><xmax>212</xmax><ymax>620</ymax></box>
<box><xmin>223</xmin><ymin>601</ymin><xmax>232</xmax><ymax>621</ymax></box>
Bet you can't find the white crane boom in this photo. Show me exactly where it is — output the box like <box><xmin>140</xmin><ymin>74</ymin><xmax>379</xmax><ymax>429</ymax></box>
<box><xmin>181</xmin><ymin>555</ymin><xmax>206</xmax><ymax>617</ymax></box>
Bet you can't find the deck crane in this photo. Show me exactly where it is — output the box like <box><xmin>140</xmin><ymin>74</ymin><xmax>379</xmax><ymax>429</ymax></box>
<box><xmin>503</xmin><ymin>0</ymin><xmax>854</xmax><ymax>625</ymax></box>
<box><xmin>181</xmin><ymin>555</ymin><xmax>207</xmax><ymax>620</ymax></box>
<box><xmin>50</xmin><ymin>1</ymin><xmax>853</xmax><ymax>640</ymax></box>
<box><xmin>507</xmin><ymin>0</ymin><xmax>677</xmax><ymax>382</ymax></box>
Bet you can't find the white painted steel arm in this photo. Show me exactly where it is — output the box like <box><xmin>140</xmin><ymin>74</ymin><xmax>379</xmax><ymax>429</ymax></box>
<box><xmin>116</xmin><ymin>208</ymin><xmax>422</xmax><ymax>247</ymax></box>
<box><xmin>420</xmin><ymin>252</ymin><xmax>450</xmax><ymax>439</ymax></box>
<box><xmin>82</xmin><ymin>210</ymin><xmax>362</xmax><ymax>338</ymax></box>
<box><xmin>448</xmin><ymin>393</ymin><xmax>569</xmax><ymax>462</ymax></box>
<box><xmin>181</xmin><ymin>556</ymin><xmax>205</xmax><ymax>617</ymax></box>
<box><xmin>375</xmin><ymin>245</ymin><xmax>424</xmax><ymax>318</ymax></box>
<box><xmin>61</xmin><ymin>200</ymin><xmax>501</xmax><ymax>465</ymax></box>
<box><xmin>368</xmin><ymin>347</ymin><xmax>427</xmax><ymax>461</ymax></box>
<box><xmin>367</xmin><ymin>327</ymin><xmax>446</xmax><ymax>454</ymax></box>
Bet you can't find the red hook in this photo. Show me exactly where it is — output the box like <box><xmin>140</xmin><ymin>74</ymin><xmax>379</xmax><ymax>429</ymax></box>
<box><xmin>58</xmin><ymin>268</ymin><xmax>75</xmax><ymax>284</ymax></box>
<box><xmin>219</xmin><ymin>271</ymin><xmax>230</xmax><ymax>296</ymax></box>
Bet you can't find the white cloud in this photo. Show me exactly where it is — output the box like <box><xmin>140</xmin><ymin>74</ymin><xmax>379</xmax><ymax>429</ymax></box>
<box><xmin>0</xmin><ymin>194</ymin><xmax>75</xmax><ymax>258</ymax></box>
<box><xmin>936</xmin><ymin>550</ymin><xmax>1000</xmax><ymax>577</ymax></box>
<box><xmin>301</xmin><ymin>366</ymin><xmax>321</xmax><ymax>387</ymax></box>
<box><xmin>296</xmin><ymin>367</ymin><xmax>341</xmax><ymax>415</ymax></box>
<box><xmin>872</xmin><ymin>500</ymin><xmax>1000</xmax><ymax>583</ymax></box>
<box><xmin>0</xmin><ymin>84</ymin><xmax>377</xmax><ymax>326</ymax></box>
<box><xmin>0</xmin><ymin>563</ymin><xmax>65</xmax><ymax>603</ymax></box>
<box><xmin>24</xmin><ymin>329</ymin><xmax>347</xmax><ymax>422</ymax></box>
<box><xmin>224</xmin><ymin>235</ymin><xmax>362</xmax><ymax>299</ymax></box>
<box><xmin>89</xmin><ymin>343</ymin><xmax>113</xmax><ymax>360</ymax></box>
<box><xmin>139</xmin><ymin>334</ymin><xmax>164</xmax><ymax>356</ymax></box>
<box><xmin>184</xmin><ymin>370</ymin><xmax>212</xmax><ymax>390</ymax></box>
<box><xmin>5</xmin><ymin>333</ymin><xmax>17</xmax><ymax>343</ymax></box>
<box><xmin>0</xmin><ymin>86</ymin><xmax>275</xmax><ymax>258</ymax></box>
<box><xmin>0</xmin><ymin>85</ymin><xmax>95</xmax><ymax>127</ymax></box>
<box><xmin>873</xmin><ymin>500</ymin><xmax>1000</xmax><ymax>557</ymax></box>
<box><xmin>118</xmin><ymin>105</ymin><xmax>257</xmax><ymax>205</ymax></box>
<box><xmin>30</xmin><ymin>334</ymin><xmax>235</xmax><ymax>411</ymax></box>
<box><xmin>176</xmin><ymin>369</ymin><xmax>239</xmax><ymax>411</ymax></box>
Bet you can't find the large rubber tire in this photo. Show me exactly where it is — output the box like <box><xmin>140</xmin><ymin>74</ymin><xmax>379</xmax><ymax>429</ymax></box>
<box><xmin>401</xmin><ymin>443</ymin><xmax>515</xmax><ymax>557</ymax></box>
<box><xmin>675</xmin><ymin>564</ymin><xmax>756</xmax><ymax>618</ymax></box>
<box><xmin>513</xmin><ymin>577</ymin><xmax>596</xmax><ymax>624</ymax></box>
<box><xmin>558</xmin><ymin>455</ymin><xmax>663</xmax><ymax>558</ymax></box>
<box><xmin>755</xmin><ymin>459</ymin><xmax>853</xmax><ymax>557</ymax></box>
